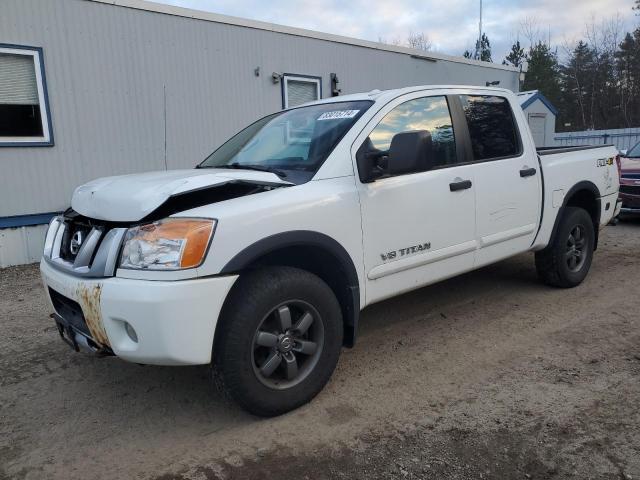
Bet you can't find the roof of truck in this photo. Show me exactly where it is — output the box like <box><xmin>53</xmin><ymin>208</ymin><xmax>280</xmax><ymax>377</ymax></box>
<box><xmin>310</xmin><ymin>85</ymin><xmax>515</xmax><ymax>105</ymax></box>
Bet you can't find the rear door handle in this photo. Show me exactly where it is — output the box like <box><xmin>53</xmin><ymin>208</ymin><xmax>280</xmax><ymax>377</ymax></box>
<box><xmin>520</xmin><ymin>167</ymin><xmax>537</xmax><ymax>177</ymax></box>
<box><xmin>449</xmin><ymin>179</ymin><xmax>472</xmax><ymax>192</ymax></box>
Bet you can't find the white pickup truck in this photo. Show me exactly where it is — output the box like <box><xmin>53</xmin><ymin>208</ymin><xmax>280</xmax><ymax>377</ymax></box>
<box><xmin>41</xmin><ymin>85</ymin><xmax>621</xmax><ymax>416</ymax></box>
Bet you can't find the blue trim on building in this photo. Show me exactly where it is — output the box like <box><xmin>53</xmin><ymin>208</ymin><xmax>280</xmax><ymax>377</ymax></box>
<box><xmin>520</xmin><ymin>91</ymin><xmax>558</xmax><ymax>116</ymax></box>
<box><xmin>0</xmin><ymin>43</ymin><xmax>54</xmax><ymax>148</ymax></box>
<box><xmin>0</xmin><ymin>212</ymin><xmax>61</xmax><ymax>228</ymax></box>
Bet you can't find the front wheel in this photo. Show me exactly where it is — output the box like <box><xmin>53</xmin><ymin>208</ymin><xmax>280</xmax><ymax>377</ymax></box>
<box><xmin>535</xmin><ymin>206</ymin><xmax>595</xmax><ymax>288</ymax></box>
<box><xmin>213</xmin><ymin>267</ymin><xmax>343</xmax><ymax>416</ymax></box>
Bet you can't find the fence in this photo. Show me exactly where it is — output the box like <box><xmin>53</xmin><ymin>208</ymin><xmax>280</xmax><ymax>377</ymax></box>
<box><xmin>553</xmin><ymin>127</ymin><xmax>640</xmax><ymax>151</ymax></box>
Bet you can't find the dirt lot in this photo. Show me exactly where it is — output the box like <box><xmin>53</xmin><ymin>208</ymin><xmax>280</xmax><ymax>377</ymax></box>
<box><xmin>1</xmin><ymin>220</ymin><xmax>639</xmax><ymax>480</ymax></box>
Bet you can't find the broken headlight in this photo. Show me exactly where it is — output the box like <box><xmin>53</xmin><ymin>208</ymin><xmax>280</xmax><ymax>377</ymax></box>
<box><xmin>119</xmin><ymin>218</ymin><xmax>216</xmax><ymax>270</ymax></box>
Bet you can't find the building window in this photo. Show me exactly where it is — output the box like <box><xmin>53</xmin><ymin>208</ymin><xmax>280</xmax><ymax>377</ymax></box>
<box><xmin>282</xmin><ymin>74</ymin><xmax>321</xmax><ymax>109</ymax></box>
<box><xmin>0</xmin><ymin>45</ymin><xmax>53</xmax><ymax>146</ymax></box>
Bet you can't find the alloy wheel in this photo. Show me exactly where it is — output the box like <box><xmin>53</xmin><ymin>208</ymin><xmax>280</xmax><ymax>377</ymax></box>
<box><xmin>251</xmin><ymin>300</ymin><xmax>324</xmax><ymax>389</ymax></box>
<box><xmin>565</xmin><ymin>224</ymin><xmax>587</xmax><ymax>272</ymax></box>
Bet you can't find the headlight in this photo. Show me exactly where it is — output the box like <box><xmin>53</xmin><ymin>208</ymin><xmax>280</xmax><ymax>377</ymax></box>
<box><xmin>119</xmin><ymin>218</ymin><xmax>216</xmax><ymax>270</ymax></box>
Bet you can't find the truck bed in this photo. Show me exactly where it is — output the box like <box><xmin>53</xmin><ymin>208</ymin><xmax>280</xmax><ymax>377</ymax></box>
<box><xmin>537</xmin><ymin>144</ymin><xmax>617</xmax><ymax>156</ymax></box>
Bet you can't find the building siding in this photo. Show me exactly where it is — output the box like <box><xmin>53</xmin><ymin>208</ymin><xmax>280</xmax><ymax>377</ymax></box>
<box><xmin>0</xmin><ymin>0</ymin><xmax>520</xmax><ymax>220</ymax></box>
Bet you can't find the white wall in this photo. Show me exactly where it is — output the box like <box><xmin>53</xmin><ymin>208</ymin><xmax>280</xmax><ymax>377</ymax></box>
<box><xmin>523</xmin><ymin>98</ymin><xmax>556</xmax><ymax>148</ymax></box>
<box><xmin>0</xmin><ymin>225</ymin><xmax>47</xmax><ymax>267</ymax></box>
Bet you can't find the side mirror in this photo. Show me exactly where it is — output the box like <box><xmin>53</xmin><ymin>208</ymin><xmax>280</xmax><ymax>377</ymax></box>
<box><xmin>356</xmin><ymin>131</ymin><xmax>433</xmax><ymax>183</ymax></box>
<box><xmin>387</xmin><ymin>130</ymin><xmax>433</xmax><ymax>176</ymax></box>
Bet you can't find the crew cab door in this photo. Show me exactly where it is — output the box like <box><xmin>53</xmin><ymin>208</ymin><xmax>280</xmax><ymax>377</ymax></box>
<box><xmin>353</xmin><ymin>93</ymin><xmax>477</xmax><ymax>304</ymax></box>
<box><xmin>456</xmin><ymin>94</ymin><xmax>542</xmax><ymax>267</ymax></box>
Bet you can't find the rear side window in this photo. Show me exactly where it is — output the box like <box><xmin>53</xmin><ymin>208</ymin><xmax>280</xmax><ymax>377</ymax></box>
<box><xmin>460</xmin><ymin>95</ymin><xmax>520</xmax><ymax>160</ymax></box>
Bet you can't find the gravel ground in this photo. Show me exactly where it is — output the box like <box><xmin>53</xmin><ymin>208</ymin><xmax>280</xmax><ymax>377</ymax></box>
<box><xmin>1</xmin><ymin>220</ymin><xmax>639</xmax><ymax>480</ymax></box>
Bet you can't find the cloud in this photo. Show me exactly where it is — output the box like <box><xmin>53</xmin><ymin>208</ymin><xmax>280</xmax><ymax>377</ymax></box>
<box><xmin>162</xmin><ymin>0</ymin><xmax>638</xmax><ymax>61</ymax></box>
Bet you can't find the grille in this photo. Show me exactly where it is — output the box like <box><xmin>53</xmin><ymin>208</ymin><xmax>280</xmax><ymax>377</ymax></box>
<box><xmin>59</xmin><ymin>221</ymin><xmax>93</xmax><ymax>263</ymax></box>
<box><xmin>620</xmin><ymin>184</ymin><xmax>640</xmax><ymax>196</ymax></box>
<box><xmin>48</xmin><ymin>288</ymin><xmax>90</xmax><ymax>336</ymax></box>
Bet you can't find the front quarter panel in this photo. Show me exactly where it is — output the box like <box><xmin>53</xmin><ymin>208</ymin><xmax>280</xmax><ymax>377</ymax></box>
<box><xmin>177</xmin><ymin>177</ymin><xmax>366</xmax><ymax>305</ymax></box>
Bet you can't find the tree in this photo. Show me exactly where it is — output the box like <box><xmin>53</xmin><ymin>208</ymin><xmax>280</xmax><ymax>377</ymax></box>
<box><xmin>561</xmin><ymin>41</ymin><xmax>595</xmax><ymax>130</ymax></box>
<box><xmin>523</xmin><ymin>42</ymin><xmax>561</xmax><ymax>106</ymax></box>
<box><xmin>475</xmin><ymin>33</ymin><xmax>492</xmax><ymax>62</ymax></box>
<box><xmin>615</xmin><ymin>29</ymin><xmax>640</xmax><ymax>126</ymax></box>
<box><xmin>503</xmin><ymin>40</ymin><xmax>526</xmax><ymax>68</ymax></box>
<box><xmin>407</xmin><ymin>32</ymin><xmax>432</xmax><ymax>51</ymax></box>
<box><xmin>463</xmin><ymin>50</ymin><xmax>473</xmax><ymax>59</ymax></box>
<box><xmin>635</xmin><ymin>0</ymin><xmax>640</xmax><ymax>14</ymax></box>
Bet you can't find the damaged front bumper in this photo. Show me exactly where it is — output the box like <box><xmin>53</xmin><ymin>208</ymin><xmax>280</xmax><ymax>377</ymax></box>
<box><xmin>40</xmin><ymin>259</ymin><xmax>238</xmax><ymax>365</ymax></box>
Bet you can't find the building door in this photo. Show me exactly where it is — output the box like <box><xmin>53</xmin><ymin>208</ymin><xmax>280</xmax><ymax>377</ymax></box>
<box><xmin>528</xmin><ymin>113</ymin><xmax>547</xmax><ymax>147</ymax></box>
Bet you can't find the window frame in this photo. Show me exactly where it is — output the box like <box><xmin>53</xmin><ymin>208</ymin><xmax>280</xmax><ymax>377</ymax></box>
<box><xmin>281</xmin><ymin>74</ymin><xmax>322</xmax><ymax>109</ymax></box>
<box><xmin>0</xmin><ymin>44</ymin><xmax>54</xmax><ymax>147</ymax></box>
<box><xmin>455</xmin><ymin>94</ymin><xmax>523</xmax><ymax>163</ymax></box>
<box><xmin>355</xmin><ymin>94</ymin><xmax>467</xmax><ymax>181</ymax></box>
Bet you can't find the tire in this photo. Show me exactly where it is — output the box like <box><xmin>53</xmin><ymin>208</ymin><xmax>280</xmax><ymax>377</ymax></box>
<box><xmin>213</xmin><ymin>266</ymin><xmax>343</xmax><ymax>416</ymax></box>
<box><xmin>535</xmin><ymin>206</ymin><xmax>595</xmax><ymax>288</ymax></box>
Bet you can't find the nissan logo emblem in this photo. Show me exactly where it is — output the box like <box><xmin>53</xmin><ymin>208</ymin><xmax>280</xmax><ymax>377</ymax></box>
<box><xmin>70</xmin><ymin>231</ymin><xmax>84</xmax><ymax>255</ymax></box>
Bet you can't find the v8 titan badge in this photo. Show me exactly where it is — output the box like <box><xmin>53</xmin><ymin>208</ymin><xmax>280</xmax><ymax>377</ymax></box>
<box><xmin>381</xmin><ymin>242</ymin><xmax>431</xmax><ymax>262</ymax></box>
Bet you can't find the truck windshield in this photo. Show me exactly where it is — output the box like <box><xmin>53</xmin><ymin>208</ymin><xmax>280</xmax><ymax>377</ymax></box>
<box><xmin>198</xmin><ymin>101</ymin><xmax>372</xmax><ymax>183</ymax></box>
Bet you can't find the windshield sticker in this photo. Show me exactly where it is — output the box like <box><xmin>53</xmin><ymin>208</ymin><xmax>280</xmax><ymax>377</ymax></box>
<box><xmin>317</xmin><ymin>110</ymin><xmax>360</xmax><ymax>121</ymax></box>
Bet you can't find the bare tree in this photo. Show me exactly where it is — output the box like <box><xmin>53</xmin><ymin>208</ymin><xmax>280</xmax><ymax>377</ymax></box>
<box><xmin>378</xmin><ymin>36</ymin><xmax>403</xmax><ymax>47</ymax></box>
<box><xmin>407</xmin><ymin>31</ymin><xmax>433</xmax><ymax>51</ymax></box>
<box><xmin>520</xmin><ymin>16</ymin><xmax>543</xmax><ymax>48</ymax></box>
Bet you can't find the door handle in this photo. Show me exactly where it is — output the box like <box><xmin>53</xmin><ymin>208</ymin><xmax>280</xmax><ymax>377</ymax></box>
<box><xmin>449</xmin><ymin>179</ymin><xmax>472</xmax><ymax>192</ymax></box>
<box><xmin>520</xmin><ymin>167</ymin><xmax>537</xmax><ymax>177</ymax></box>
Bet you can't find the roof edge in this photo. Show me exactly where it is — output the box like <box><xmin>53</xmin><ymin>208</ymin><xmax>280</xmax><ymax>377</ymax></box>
<box><xmin>86</xmin><ymin>0</ymin><xmax>520</xmax><ymax>74</ymax></box>
<box><xmin>520</xmin><ymin>91</ymin><xmax>558</xmax><ymax>116</ymax></box>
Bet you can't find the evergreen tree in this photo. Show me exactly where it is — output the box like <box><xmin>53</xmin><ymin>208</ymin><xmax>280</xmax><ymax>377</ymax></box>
<box><xmin>522</xmin><ymin>42</ymin><xmax>561</xmax><ymax>108</ymax></box>
<box><xmin>463</xmin><ymin>50</ymin><xmax>473</xmax><ymax>59</ymax></box>
<box><xmin>504</xmin><ymin>40</ymin><xmax>526</xmax><ymax>69</ymax></box>
<box><xmin>615</xmin><ymin>29</ymin><xmax>640</xmax><ymax>126</ymax></box>
<box><xmin>474</xmin><ymin>33</ymin><xmax>492</xmax><ymax>62</ymax></box>
<box><xmin>561</xmin><ymin>41</ymin><xmax>595</xmax><ymax>130</ymax></box>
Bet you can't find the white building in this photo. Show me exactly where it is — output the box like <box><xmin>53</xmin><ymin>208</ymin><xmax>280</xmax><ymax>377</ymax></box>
<box><xmin>0</xmin><ymin>0</ymin><xmax>522</xmax><ymax>267</ymax></box>
<box><xmin>517</xmin><ymin>90</ymin><xmax>557</xmax><ymax>148</ymax></box>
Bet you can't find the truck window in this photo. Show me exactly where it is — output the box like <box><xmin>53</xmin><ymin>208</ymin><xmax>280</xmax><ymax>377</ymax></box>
<box><xmin>364</xmin><ymin>96</ymin><xmax>457</xmax><ymax>175</ymax></box>
<box><xmin>459</xmin><ymin>95</ymin><xmax>521</xmax><ymax>161</ymax></box>
<box><xmin>199</xmin><ymin>100</ymin><xmax>372</xmax><ymax>184</ymax></box>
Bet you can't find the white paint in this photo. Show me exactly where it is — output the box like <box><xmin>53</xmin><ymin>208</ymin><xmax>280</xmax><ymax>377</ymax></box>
<box><xmin>40</xmin><ymin>259</ymin><xmax>238</xmax><ymax>365</ymax></box>
<box><xmin>87</xmin><ymin>0</ymin><xmax>520</xmax><ymax>73</ymax></box>
<box><xmin>71</xmin><ymin>169</ymin><xmax>290</xmax><ymax>222</ymax></box>
<box><xmin>528</xmin><ymin>113</ymin><xmax>547</xmax><ymax>147</ymax></box>
<box><xmin>0</xmin><ymin>225</ymin><xmax>47</xmax><ymax>267</ymax></box>
<box><xmin>38</xmin><ymin>85</ymin><xmax>620</xmax><ymax>366</ymax></box>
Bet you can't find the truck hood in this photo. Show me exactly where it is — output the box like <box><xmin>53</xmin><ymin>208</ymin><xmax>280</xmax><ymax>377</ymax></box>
<box><xmin>71</xmin><ymin>168</ymin><xmax>291</xmax><ymax>222</ymax></box>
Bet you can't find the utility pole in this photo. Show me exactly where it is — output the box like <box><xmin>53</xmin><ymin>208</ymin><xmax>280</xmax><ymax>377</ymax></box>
<box><xmin>476</xmin><ymin>0</ymin><xmax>483</xmax><ymax>60</ymax></box>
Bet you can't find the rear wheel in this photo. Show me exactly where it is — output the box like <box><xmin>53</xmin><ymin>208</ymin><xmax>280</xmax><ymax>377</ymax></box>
<box><xmin>213</xmin><ymin>267</ymin><xmax>343</xmax><ymax>416</ymax></box>
<box><xmin>535</xmin><ymin>207</ymin><xmax>595</xmax><ymax>288</ymax></box>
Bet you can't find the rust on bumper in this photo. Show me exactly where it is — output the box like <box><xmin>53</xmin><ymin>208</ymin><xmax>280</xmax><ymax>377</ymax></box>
<box><xmin>76</xmin><ymin>283</ymin><xmax>111</xmax><ymax>347</ymax></box>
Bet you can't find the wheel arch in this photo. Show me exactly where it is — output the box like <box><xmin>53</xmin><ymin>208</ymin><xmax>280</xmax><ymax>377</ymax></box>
<box><xmin>550</xmin><ymin>181</ymin><xmax>601</xmax><ymax>250</ymax></box>
<box><xmin>220</xmin><ymin>231</ymin><xmax>361</xmax><ymax>347</ymax></box>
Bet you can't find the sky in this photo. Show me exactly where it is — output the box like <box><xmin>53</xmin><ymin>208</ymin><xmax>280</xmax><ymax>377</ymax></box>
<box><xmin>161</xmin><ymin>0</ymin><xmax>638</xmax><ymax>61</ymax></box>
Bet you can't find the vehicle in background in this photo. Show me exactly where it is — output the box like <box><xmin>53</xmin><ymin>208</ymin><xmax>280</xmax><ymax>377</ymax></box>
<box><xmin>618</xmin><ymin>141</ymin><xmax>640</xmax><ymax>217</ymax></box>
<box><xmin>40</xmin><ymin>86</ymin><xmax>620</xmax><ymax>416</ymax></box>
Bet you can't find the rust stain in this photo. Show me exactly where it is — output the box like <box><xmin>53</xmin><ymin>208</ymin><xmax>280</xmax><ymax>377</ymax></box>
<box><xmin>76</xmin><ymin>283</ymin><xmax>110</xmax><ymax>347</ymax></box>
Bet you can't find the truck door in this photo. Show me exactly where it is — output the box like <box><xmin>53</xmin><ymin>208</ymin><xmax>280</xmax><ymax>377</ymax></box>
<box><xmin>457</xmin><ymin>94</ymin><xmax>542</xmax><ymax>267</ymax></box>
<box><xmin>353</xmin><ymin>93</ymin><xmax>477</xmax><ymax>304</ymax></box>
